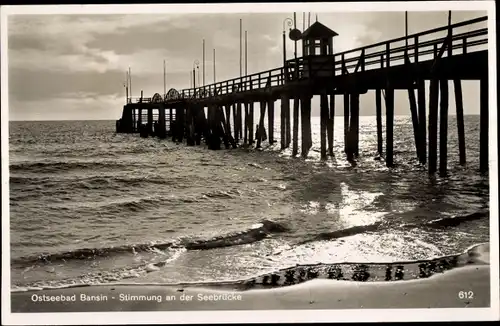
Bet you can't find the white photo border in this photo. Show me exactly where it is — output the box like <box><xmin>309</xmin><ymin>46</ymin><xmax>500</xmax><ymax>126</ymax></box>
<box><xmin>1</xmin><ymin>1</ymin><xmax>498</xmax><ymax>324</ymax></box>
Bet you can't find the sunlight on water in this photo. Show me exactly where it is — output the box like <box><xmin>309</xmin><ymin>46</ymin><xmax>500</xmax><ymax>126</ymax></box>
<box><xmin>338</xmin><ymin>182</ymin><xmax>387</xmax><ymax>226</ymax></box>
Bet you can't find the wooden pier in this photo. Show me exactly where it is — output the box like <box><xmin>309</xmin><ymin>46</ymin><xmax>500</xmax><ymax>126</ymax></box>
<box><xmin>116</xmin><ymin>16</ymin><xmax>489</xmax><ymax>175</ymax></box>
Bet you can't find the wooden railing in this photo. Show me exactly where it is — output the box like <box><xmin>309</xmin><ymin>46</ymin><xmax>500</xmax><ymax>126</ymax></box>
<box><xmin>336</xmin><ymin>16</ymin><xmax>487</xmax><ymax>74</ymax></box>
<box><xmin>126</xmin><ymin>16</ymin><xmax>487</xmax><ymax>104</ymax></box>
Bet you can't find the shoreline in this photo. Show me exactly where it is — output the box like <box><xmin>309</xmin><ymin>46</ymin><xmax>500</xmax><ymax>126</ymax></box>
<box><xmin>11</xmin><ymin>265</ymin><xmax>490</xmax><ymax>312</ymax></box>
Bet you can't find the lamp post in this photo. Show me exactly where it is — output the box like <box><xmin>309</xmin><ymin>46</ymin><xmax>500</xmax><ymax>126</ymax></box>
<box><xmin>193</xmin><ymin>59</ymin><xmax>199</xmax><ymax>89</ymax></box>
<box><xmin>282</xmin><ymin>17</ymin><xmax>294</xmax><ymax>66</ymax></box>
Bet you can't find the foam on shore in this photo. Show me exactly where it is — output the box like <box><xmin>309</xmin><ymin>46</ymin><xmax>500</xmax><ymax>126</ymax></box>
<box><xmin>10</xmin><ymin>265</ymin><xmax>490</xmax><ymax>312</ymax></box>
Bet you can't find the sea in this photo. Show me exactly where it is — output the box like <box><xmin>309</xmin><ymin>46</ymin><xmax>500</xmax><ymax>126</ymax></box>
<box><xmin>9</xmin><ymin>115</ymin><xmax>490</xmax><ymax>291</ymax></box>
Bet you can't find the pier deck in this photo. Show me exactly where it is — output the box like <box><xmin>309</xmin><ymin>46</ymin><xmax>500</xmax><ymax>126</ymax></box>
<box><xmin>116</xmin><ymin>15</ymin><xmax>489</xmax><ymax>175</ymax></box>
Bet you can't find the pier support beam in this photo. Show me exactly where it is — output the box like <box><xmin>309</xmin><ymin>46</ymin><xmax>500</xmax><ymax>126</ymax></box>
<box><xmin>480</xmin><ymin>78</ymin><xmax>488</xmax><ymax>174</ymax></box>
<box><xmin>147</xmin><ymin>108</ymin><xmax>154</xmax><ymax>136</ymax></box>
<box><xmin>417</xmin><ymin>79</ymin><xmax>427</xmax><ymax>165</ymax></box>
<box><xmin>138</xmin><ymin>108</ymin><xmax>143</xmax><ymax>130</ymax></box>
<box><xmin>281</xmin><ymin>95</ymin><xmax>289</xmax><ymax>150</ymax></box>
<box><xmin>249</xmin><ymin>102</ymin><xmax>255</xmax><ymax>145</ymax></box>
<box><xmin>225</xmin><ymin>104</ymin><xmax>232</xmax><ymax>140</ymax></box>
<box><xmin>408</xmin><ymin>86</ymin><xmax>420</xmax><ymax>161</ymax></box>
<box><xmin>301</xmin><ymin>94</ymin><xmax>312</xmax><ymax>158</ymax></box>
<box><xmin>428</xmin><ymin>79</ymin><xmax>439</xmax><ymax>174</ymax></box>
<box><xmin>243</xmin><ymin>102</ymin><xmax>248</xmax><ymax>145</ymax></box>
<box><xmin>292</xmin><ymin>97</ymin><xmax>299</xmax><ymax>156</ymax></box>
<box><xmin>237</xmin><ymin>102</ymin><xmax>243</xmax><ymax>141</ymax></box>
<box><xmin>439</xmin><ymin>79</ymin><xmax>449</xmax><ymax>176</ymax></box>
<box><xmin>376</xmin><ymin>89</ymin><xmax>383</xmax><ymax>156</ymax></box>
<box><xmin>169</xmin><ymin>107</ymin><xmax>173</xmax><ymax>135</ymax></box>
<box><xmin>268</xmin><ymin>99</ymin><xmax>275</xmax><ymax>144</ymax></box>
<box><xmin>320</xmin><ymin>91</ymin><xmax>328</xmax><ymax>160</ymax></box>
<box><xmin>232</xmin><ymin>104</ymin><xmax>238</xmax><ymax>143</ymax></box>
<box><xmin>132</xmin><ymin>108</ymin><xmax>137</xmax><ymax>132</ymax></box>
<box><xmin>285</xmin><ymin>96</ymin><xmax>292</xmax><ymax>148</ymax></box>
<box><xmin>385</xmin><ymin>84</ymin><xmax>395</xmax><ymax>167</ymax></box>
<box><xmin>327</xmin><ymin>93</ymin><xmax>335</xmax><ymax>157</ymax></box>
<box><xmin>453</xmin><ymin>79</ymin><xmax>466</xmax><ymax>165</ymax></box>
<box><xmin>158</xmin><ymin>106</ymin><xmax>166</xmax><ymax>139</ymax></box>
<box><xmin>343</xmin><ymin>93</ymin><xmax>350</xmax><ymax>155</ymax></box>
<box><xmin>256</xmin><ymin>101</ymin><xmax>267</xmax><ymax>148</ymax></box>
<box><xmin>350</xmin><ymin>93</ymin><xmax>360</xmax><ymax>158</ymax></box>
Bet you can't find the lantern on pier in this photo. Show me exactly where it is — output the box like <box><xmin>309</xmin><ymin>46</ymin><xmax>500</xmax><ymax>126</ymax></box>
<box><xmin>301</xmin><ymin>21</ymin><xmax>338</xmax><ymax>78</ymax></box>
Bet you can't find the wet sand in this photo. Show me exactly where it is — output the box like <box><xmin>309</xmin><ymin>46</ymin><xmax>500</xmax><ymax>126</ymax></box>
<box><xmin>11</xmin><ymin>265</ymin><xmax>490</xmax><ymax>312</ymax></box>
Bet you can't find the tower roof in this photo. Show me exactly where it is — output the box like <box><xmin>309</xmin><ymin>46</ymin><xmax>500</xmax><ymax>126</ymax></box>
<box><xmin>302</xmin><ymin>21</ymin><xmax>339</xmax><ymax>39</ymax></box>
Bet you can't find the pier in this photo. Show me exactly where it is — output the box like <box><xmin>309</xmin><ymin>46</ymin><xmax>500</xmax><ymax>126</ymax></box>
<box><xmin>116</xmin><ymin>15</ymin><xmax>489</xmax><ymax>175</ymax></box>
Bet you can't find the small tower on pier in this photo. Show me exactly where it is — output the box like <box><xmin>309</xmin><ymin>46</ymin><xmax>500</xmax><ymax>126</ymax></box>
<box><xmin>302</xmin><ymin>21</ymin><xmax>339</xmax><ymax>78</ymax></box>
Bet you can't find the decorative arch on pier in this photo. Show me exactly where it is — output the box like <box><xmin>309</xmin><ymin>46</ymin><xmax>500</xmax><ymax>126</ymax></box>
<box><xmin>166</xmin><ymin>88</ymin><xmax>180</xmax><ymax>100</ymax></box>
<box><xmin>151</xmin><ymin>93</ymin><xmax>163</xmax><ymax>103</ymax></box>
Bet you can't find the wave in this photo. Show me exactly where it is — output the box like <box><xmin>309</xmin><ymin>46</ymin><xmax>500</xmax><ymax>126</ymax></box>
<box><xmin>11</xmin><ymin>242</ymin><xmax>490</xmax><ymax>293</ymax></box>
<box><xmin>400</xmin><ymin>210</ymin><xmax>489</xmax><ymax>229</ymax></box>
<box><xmin>9</xmin><ymin>161</ymin><xmax>135</xmax><ymax>173</ymax></box>
<box><xmin>297</xmin><ymin>210</ymin><xmax>489</xmax><ymax>246</ymax></box>
<box><xmin>11</xmin><ymin>208</ymin><xmax>488</xmax><ymax>267</ymax></box>
<box><xmin>9</xmin><ymin>175</ymin><xmax>173</xmax><ymax>195</ymax></box>
<box><xmin>11</xmin><ymin>219</ymin><xmax>289</xmax><ymax>266</ymax></box>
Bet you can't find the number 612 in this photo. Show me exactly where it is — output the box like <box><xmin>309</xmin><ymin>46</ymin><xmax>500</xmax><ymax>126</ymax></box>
<box><xmin>458</xmin><ymin>291</ymin><xmax>474</xmax><ymax>299</ymax></box>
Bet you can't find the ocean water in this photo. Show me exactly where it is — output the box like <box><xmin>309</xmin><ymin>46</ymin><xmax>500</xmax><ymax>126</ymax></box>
<box><xmin>9</xmin><ymin>116</ymin><xmax>489</xmax><ymax>290</ymax></box>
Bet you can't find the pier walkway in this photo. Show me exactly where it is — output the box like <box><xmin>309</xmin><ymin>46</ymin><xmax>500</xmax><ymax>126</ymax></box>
<box><xmin>116</xmin><ymin>16</ymin><xmax>489</xmax><ymax>175</ymax></box>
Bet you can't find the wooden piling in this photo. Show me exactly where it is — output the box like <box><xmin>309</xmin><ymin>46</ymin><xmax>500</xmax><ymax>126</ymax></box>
<box><xmin>453</xmin><ymin>79</ymin><xmax>466</xmax><ymax>165</ymax></box>
<box><xmin>132</xmin><ymin>108</ymin><xmax>137</xmax><ymax>132</ymax></box>
<box><xmin>249</xmin><ymin>102</ymin><xmax>255</xmax><ymax>145</ymax></box>
<box><xmin>385</xmin><ymin>84</ymin><xmax>394</xmax><ymax>167</ymax></box>
<box><xmin>292</xmin><ymin>97</ymin><xmax>299</xmax><ymax>156</ymax></box>
<box><xmin>301</xmin><ymin>94</ymin><xmax>312</xmax><ymax>158</ymax></box>
<box><xmin>280</xmin><ymin>95</ymin><xmax>289</xmax><ymax>150</ymax></box>
<box><xmin>158</xmin><ymin>106</ymin><xmax>166</xmax><ymax>139</ymax></box>
<box><xmin>479</xmin><ymin>78</ymin><xmax>488</xmax><ymax>173</ymax></box>
<box><xmin>243</xmin><ymin>102</ymin><xmax>248</xmax><ymax>144</ymax></box>
<box><xmin>256</xmin><ymin>101</ymin><xmax>267</xmax><ymax>148</ymax></box>
<box><xmin>343</xmin><ymin>93</ymin><xmax>350</xmax><ymax>155</ymax></box>
<box><xmin>285</xmin><ymin>96</ymin><xmax>292</xmax><ymax>148</ymax></box>
<box><xmin>225</xmin><ymin>105</ymin><xmax>232</xmax><ymax>139</ymax></box>
<box><xmin>232</xmin><ymin>104</ymin><xmax>238</xmax><ymax>142</ymax></box>
<box><xmin>417</xmin><ymin>79</ymin><xmax>427</xmax><ymax>165</ymax></box>
<box><xmin>138</xmin><ymin>108</ymin><xmax>142</xmax><ymax>129</ymax></box>
<box><xmin>439</xmin><ymin>79</ymin><xmax>449</xmax><ymax>176</ymax></box>
<box><xmin>320</xmin><ymin>91</ymin><xmax>328</xmax><ymax>160</ymax></box>
<box><xmin>268</xmin><ymin>99</ymin><xmax>275</xmax><ymax>144</ymax></box>
<box><xmin>408</xmin><ymin>86</ymin><xmax>420</xmax><ymax>160</ymax></box>
<box><xmin>240</xmin><ymin>102</ymin><xmax>243</xmax><ymax>140</ymax></box>
<box><xmin>147</xmin><ymin>108</ymin><xmax>153</xmax><ymax>135</ymax></box>
<box><xmin>327</xmin><ymin>93</ymin><xmax>335</xmax><ymax>156</ymax></box>
<box><xmin>376</xmin><ymin>89</ymin><xmax>383</xmax><ymax>156</ymax></box>
<box><xmin>280</xmin><ymin>100</ymin><xmax>285</xmax><ymax>149</ymax></box>
<box><xmin>169</xmin><ymin>107</ymin><xmax>173</xmax><ymax>134</ymax></box>
<box><xmin>428</xmin><ymin>79</ymin><xmax>439</xmax><ymax>174</ymax></box>
<box><xmin>350</xmin><ymin>93</ymin><xmax>360</xmax><ymax>157</ymax></box>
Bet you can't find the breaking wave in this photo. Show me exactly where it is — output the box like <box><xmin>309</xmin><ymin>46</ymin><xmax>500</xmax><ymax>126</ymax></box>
<box><xmin>11</xmin><ymin>219</ymin><xmax>290</xmax><ymax>266</ymax></box>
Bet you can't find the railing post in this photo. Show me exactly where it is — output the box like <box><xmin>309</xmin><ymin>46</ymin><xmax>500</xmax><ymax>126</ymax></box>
<box><xmin>414</xmin><ymin>36</ymin><xmax>419</xmax><ymax>64</ymax></box>
<box><xmin>342</xmin><ymin>54</ymin><xmax>345</xmax><ymax>75</ymax></box>
<box><xmin>385</xmin><ymin>43</ymin><xmax>390</xmax><ymax>69</ymax></box>
<box><xmin>433</xmin><ymin>43</ymin><xmax>438</xmax><ymax>59</ymax></box>
<box><xmin>462</xmin><ymin>37</ymin><xmax>467</xmax><ymax>54</ymax></box>
<box><xmin>361</xmin><ymin>49</ymin><xmax>365</xmax><ymax>72</ymax></box>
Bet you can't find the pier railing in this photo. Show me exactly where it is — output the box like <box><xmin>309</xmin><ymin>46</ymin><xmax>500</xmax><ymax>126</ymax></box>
<box><xmin>127</xmin><ymin>16</ymin><xmax>487</xmax><ymax>104</ymax></box>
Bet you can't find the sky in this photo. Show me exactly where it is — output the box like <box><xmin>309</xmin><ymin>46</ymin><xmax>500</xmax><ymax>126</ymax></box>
<box><xmin>6</xmin><ymin>8</ymin><xmax>488</xmax><ymax>121</ymax></box>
